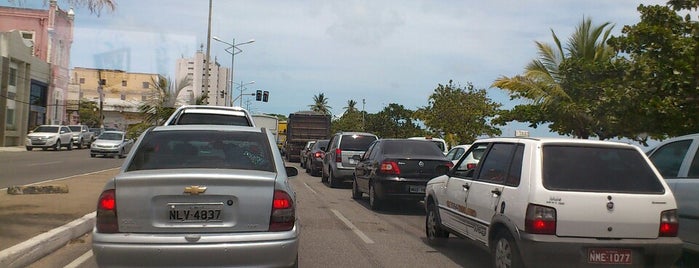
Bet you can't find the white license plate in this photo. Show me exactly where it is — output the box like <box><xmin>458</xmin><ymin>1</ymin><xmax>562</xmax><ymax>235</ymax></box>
<box><xmin>588</xmin><ymin>248</ymin><xmax>632</xmax><ymax>264</ymax></box>
<box><xmin>408</xmin><ymin>185</ymin><xmax>425</xmax><ymax>193</ymax></box>
<box><xmin>168</xmin><ymin>203</ymin><xmax>223</xmax><ymax>222</ymax></box>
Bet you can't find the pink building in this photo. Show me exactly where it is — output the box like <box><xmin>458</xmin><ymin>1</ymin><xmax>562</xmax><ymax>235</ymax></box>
<box><xmin>0</xmin><ymin>0</ymin><xmax>74</xmax><ymax>125</ymax></box>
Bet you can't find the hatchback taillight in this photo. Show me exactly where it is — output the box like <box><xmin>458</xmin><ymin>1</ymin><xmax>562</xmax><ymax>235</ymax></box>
<box><xmin>335</xmin><ymin>148</ymin><xmax>342</xmax><ymax>162</ymax></box>
<box><xmin>96</xmin><ymin>189</ymin><xmax>119</xmax><ymax>233</ymax></box>
<box><xmin>466</xmin><ymin>163</ymin><xmax>477</xmax><ymax>170</ymax></box>
<box><xmin>269</xmin><ymin>190</ymin><xmax>295</xmax><ymax>232</ymax></box>
<box><xmin>380</xmin><ymin>161</ymin><xmax>401</xmax><ymax>175</ymax></box>
<box><xmin>659</xmin><ymin>209</ymin><xmax>679</xmax><ymax>237</ymax></box>
<box><xmin>314</xmin><ymin>151</ymin><xmax>324</xmax><ymax>159</ymax></box>
<box><xmin>525</xmin><ymin>204</ymin><xmax>556</xmax><ymax>235</ymax></box>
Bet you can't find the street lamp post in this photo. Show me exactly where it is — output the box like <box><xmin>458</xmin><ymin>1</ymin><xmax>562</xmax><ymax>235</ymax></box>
<box><xmin>232</xmin><ymin>81</ymin><xmax>255</xmax><ymax>106</ymax></box>
<box><xmin>212</xmin><ymin>36</ymin><xmax>254</xmax><ymax>106</ymax></box>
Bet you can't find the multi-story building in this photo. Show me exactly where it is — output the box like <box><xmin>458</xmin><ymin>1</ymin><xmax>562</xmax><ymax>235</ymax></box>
<box><xmin>70</xmin><ymin>67</ymin><xmax>164</xmax><ymax>130</ymax></box>
<box><xmin>0</xmin><ymin>30</ymin><xmax>50</xmax><ymax>147</ymax></box>
<box><xmin>0</xmin><ymin>0</ymin><xmax>75</xmax><ymax>126</ymax></box>
<box><xmin>175</xmin><ymin>49</ymin><xmax>229</xmax><ymax>106</ymax></box>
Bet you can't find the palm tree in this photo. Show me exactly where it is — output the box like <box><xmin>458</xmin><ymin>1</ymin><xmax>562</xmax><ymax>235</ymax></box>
<box><xmin>309</xmin><ymin>93</ymin><xmax>332</xmax><ymax>115</ymax></box>
<box><xmin>343</xmin><ymin>100</ymin><xmax>358</xmax><ymax>114</ymax></box>
<box><xmin>492</xmin><ymin>17</ymin><xmax>614</xmax><ymax>138</ymax></box>
<box><xmin>138</xmin><ymin>76</ymin><xmax>192</xmax><ymax>125</ymax></box>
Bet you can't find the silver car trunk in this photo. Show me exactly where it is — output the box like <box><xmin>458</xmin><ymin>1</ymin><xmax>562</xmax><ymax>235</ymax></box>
<box><xmin>115</xmin><ymin>169</ymin><xmax>276</xmax><ymax>233</ymax></box>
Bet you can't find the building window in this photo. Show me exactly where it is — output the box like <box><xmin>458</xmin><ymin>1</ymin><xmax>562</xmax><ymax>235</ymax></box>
<box><xmin>5</xmin><ymin>108</ymin><xmax>15</xmax><ymax>130</ymax></box>
<box><xmin>9</xmin><ymin>68</ymin><xmax>17</xmax><ymax>86</ymax></box>
<box><xmin>122</xmin><ymin>80</ymin><xmax>127</xmax><ymax>86</ymax></box>
<box><xmin>142</xmin><ymin>82</ymin><xmax>149</xmax><ymax>88</ymax></box>
<box><xmin>120</xmin><ymin>94</ymin><xmax>126</xmax><ymax>100</ymax></box>
<box><xmin>79</xmin><ymin>78</ymin><xmax>85</xmax><ymax>84</ymax></box>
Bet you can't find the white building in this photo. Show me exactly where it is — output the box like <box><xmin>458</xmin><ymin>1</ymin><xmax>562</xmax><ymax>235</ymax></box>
<box><xmin>175</xmin><ymin>49</ymin><xmax>229</xmax><ymax>106</ymax></box>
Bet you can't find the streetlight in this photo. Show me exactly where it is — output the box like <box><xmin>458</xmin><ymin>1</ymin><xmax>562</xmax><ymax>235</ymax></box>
<box><xmin>232</xmin><ymin>81</ymin><xmax>255</xmax><ymax>106</ymax></box>
<box><xmin>212</xmin><ymin>36</ymin><xmax>255</xmax><ymax>106</ymax></box>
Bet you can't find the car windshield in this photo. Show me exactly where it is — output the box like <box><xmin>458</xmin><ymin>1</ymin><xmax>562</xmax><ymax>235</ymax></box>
<box><xmin>542</xmin><ymin>145</ymin><xmax>665</xmax><ymax>193</ymax></box>
<box><xmin>339</xmin><ymin>135</ymin><xmax>376</xmax><ymax>151</ymax></box>
<box><xmin>127</xmin><ymin>130</ymin><xmax>274</xmax><ymax>172</ymax></box>
<box><xmin>176</xmin><ymin>113</ymin><xmax>251</xmax><ymax>126</ymax></box>
<box><xmin>33</xmin><ymin>126</ymin><xmax>58</xmax><ymax>133</ymax></box>
<box><xmin>68</xmin><ymin>126</ymin><xmax>81</xmax><ymax>132</ymax></box>
<box><xmin>98</xmin><ymin>132</ymin><xmax>122</xmax><ymax>141</ymax></box>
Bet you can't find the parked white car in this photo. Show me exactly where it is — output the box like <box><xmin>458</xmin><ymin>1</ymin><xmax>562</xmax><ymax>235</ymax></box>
<box><xmin>68</xmin><ymin>124</ymin><xmax>94</xmax><ymax>149</ymax></box>
<box><xmin>25</xmin><ymin>125</ymin><xmax>73</xmax><ymax>151</ymax></box>
<box><xmin>425</xmin><ymin>137</ymin><xmax>682</xmax><ymax>267</ymax></box>
<box><xmin>646</xmin><ymin>133</ymin><xmax>699</xmax><ymax>264</ymax></box>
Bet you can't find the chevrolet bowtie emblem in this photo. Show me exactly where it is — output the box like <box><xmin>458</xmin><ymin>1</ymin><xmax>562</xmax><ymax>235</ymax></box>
<box><xmin>184</xmin><ymin>186</ymin><xmax>207</xmax><ymax>195</ymax></box>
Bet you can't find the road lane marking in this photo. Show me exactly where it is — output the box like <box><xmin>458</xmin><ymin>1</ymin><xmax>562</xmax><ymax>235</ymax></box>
<box><xmin>26</xmin><ymin>161</ymin><xmax>62</xmax><ymax>166</ymax></box>
<box><xmin>331</xmin><ymin>209</ymin><xmax>374</xmax><ymax>244</ymax></box>
<box><xmin>303</xmin><ymin>182</ymin><xmax>317</xmax><ymax>195</ymax></box>
<box><xmin>64</xmin><ymin>250</ymin><xmax>93</xmax><ymax>268</ymax></box>
<box><xmin>0</xmin><ymin>167</ymin><xmax>120</xmax><ymax>191</ymax></box>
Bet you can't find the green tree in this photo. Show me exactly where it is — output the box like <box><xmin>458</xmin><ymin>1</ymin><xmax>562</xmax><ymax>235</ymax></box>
<box><xmin>492</xmin><ymin>17</ymin><xmax>617</xmax><ymax>139</ymax></box>
<box><xmin>608</xmin><ymin>2</ymin><xmax>699</xmax><ymax>139</ymax></box>
<box><xmin>415</xmin><ymin>81</ymin><xmax>501</xmax><ymax>144</ymax></box>
<box><xmin>308</xmin><ymin>93</ymin><xmax>332</xmax><ymax>115</ymax></box>
<box><xmin>331</xmin><ymin>110</ymin><xmax>363</xmax><ymax>133</ymax></box>
<box><xmin>138</xmin><ymin>76</ymin><xmax>191</xmax><ymax>126</ymax></box>
<box><xmin>364</xmin><ymin>103</ymin><xmax>424</xmax><ymax>138</ymax></box>
<box><xmin>77</xmin><ymin>99</ymin><xmax>100</xmax><ymax>127</ymax></box>
<box><xmin>343</xmin><ymin>99</ymin><xmax>358</xmax><ymax>114</ymax></box>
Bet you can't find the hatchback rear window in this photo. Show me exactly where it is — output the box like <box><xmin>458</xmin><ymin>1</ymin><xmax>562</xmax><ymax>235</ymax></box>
<box><xmin>542</xmin><ymin>145</ymin><xmax>664</xmax><ymax>193</ymax></box>
<box><xmin>383</xmin><ymin>140</ymin><xmax>444</xmax><ymax>156</ymax></box>
<box><xmin>339</xmin><ymin>135</ymin><xmax>377</xmax><ymax>151</ymax></box>
<box><xmin>175</xmin><ymin>113</ymin><xmax>252</xmax><ymax>126</ymax></box>
<box><xmin>127</xmin><ymin>130</ymin><xmax>274</xmax><ymax>172</ymax></box>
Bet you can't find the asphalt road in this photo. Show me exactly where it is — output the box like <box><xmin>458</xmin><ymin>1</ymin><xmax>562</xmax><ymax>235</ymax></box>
<box><xmin>0</xmin><ymin>148</ymin><xmax>123</xmax><ymax>189</ymax></box>
<box><xmin>26</xmin><ymin>162</ymin><xmax>493</xmax><ymax>268</ymax></box>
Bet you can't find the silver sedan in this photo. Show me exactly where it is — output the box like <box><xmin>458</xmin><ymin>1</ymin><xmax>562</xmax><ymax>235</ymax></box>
<box><xmin>90</xmin><ymin>131</ymin><xmax>133</xmax><ymax>158</ymax></box>
<box><xmin>92</xmin><ymin>125</ymin><xmax>299</xmax><ymax>267</ymax></box>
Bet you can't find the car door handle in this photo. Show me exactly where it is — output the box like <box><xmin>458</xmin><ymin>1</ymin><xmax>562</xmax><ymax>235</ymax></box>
<box><xmin>491</xmin><ymin>188</ymin><xmax>502</xmax><ymax>195</ymax></box>
<box><xmin>462</xmin><ymin>184</ymin><xmax>470</xmax><ymax>190</ymax></box>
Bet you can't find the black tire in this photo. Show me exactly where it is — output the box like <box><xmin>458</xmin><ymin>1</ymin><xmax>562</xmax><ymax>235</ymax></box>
<box><xmin>328</xmin><ymin>169</ymin><xmax>340</xmax><ymax>188</ymax></box>
<box><xmin>351</xmin><ymin>178</ymin><xmax>362</xmax><ymax>199</ymax></box>
<box><xmin>66</xmin><ymin>141</ymin><xmax>72</xmax><ymax>151</ymax></box>
<box><xmin>55</xmin><ymin>140</ymin><xmax>61</xmax><ymax>151</ymax></box>
<box><xmin>42</xmin><ymin>147</ymin><xmax>48</xmax><ymax>151</ymax></box>
<box><xmin>118</xmin><ymin>149</ymin><xmax>125</xmax><ymax>158</ymax></box>
<box><xmin>300</xmin><ymin>159</ymin><xmax>305</xmax><ymax>168</ymax></box>
<box><xmin>26</xmin><ymin>146</ymin><xmax>32</xmax><ymax>151</ymax></box>
<box><xmin>76</xmin><ymin>139</ymin><xmax>83</xmax><ymax>149</ymax></box>
<box><xmin>369</xmin><ymin>182</ymin><xmax>382</xmax><ymax>210</ymax></box>
<box><xmin>305</xmin><ymin>160</ymin><xmax>311</xmax><ymax>173</ymax></box>
<box><xmin>90</xmin><ymin>154</ymin><xmax>96</xmax><ymax>158</ymax></box>
<box><xmin>492</xmin><ymin>230</ymin><xmax>523</xmax><ymax>268</ymax></box>
<box><xmin>426</xmin><ymin>202</ymin><xmax>449</xmax><ymax>246</ymax></box>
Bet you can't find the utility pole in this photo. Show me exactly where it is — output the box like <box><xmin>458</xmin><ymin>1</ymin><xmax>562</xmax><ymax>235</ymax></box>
<box><xmin>203</xmin><ymin>0</ymin><xmax>213</xmax><ymax>104</ymax></box>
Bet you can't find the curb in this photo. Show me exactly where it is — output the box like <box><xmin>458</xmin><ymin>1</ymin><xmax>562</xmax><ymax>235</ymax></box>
<box><xmin>6</xmin><ymin>184</ymin><xmax>69</xmax><ymax>195</ymax></box>
<box><xmin>0</xmin><ymin>212</ymin><xmax>96</xmax><ymax>268</ymax></box>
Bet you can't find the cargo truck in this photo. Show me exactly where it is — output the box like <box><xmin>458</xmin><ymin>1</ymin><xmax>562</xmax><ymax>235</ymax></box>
<box><xmin>284</xmin><ymin>111</ymin><xmax>331</xmax><ymax>162</ymax></box>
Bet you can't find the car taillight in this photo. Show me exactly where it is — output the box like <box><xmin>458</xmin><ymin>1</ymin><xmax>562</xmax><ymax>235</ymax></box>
<box><xmin>335</xmin><ymin>148</ymin><xmax>342</xmax><ymax>162</ymax></box>
<box><xmin>445</xmin><ymin>162</ymin><xmax>454</xmax><ymax>169</ymax></box>
<box><xmin>269</xmin><ymin>190</ymin><xmax>295</xmax><ymax>232</ymax></box>
<box><xmin>659</xmin><ymin>209</ymin><xmax>679</xmax><ymax>237</ymax></box>
<box><xmin>314</xmin><ymin>151</ymin><xmax>324</xmax><ymax>159</ymax></box>
<box><xmin>466</xmin><ymin>163</ymin><xmax>477</xmax><ymax>170</ymax></box>
<box><xmin>380</xmin><ymin>161</ymin><xmax>400</xmax><ymax>175</ymax></box>
<box><xmin>525</xmin><ymin>204</ymin><xmax>556</xmax><ymax>235</ymax></box>
<box><xmin>96</xmin><ymin>189</ymin><xmax>119</xmax><ymax>233</ymax></box>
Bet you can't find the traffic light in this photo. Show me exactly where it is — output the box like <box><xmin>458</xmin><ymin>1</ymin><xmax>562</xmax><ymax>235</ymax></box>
<box><xmin>255</xmin><ymin>90</ymin><xmax>262</xmax><ymax>101</ymax></box>
<box><xmin>262</xmin><ymin>91</ymin><xmax>269</xmax><ymax>102</ymax></box>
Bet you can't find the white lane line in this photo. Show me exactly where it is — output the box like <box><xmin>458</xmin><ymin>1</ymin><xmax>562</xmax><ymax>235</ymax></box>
<box><xmin>26</xmin><ymin>161</ymin><xmax>62</xmax><ymax>166</ymax></box>
<box><xmin>1</xmin><ymin>167</ymin><xmax>119</xmax><ymax>191</ymax></box>
<box><xmin>331</xmin><ymin>209</ymin><xmax>375</xmax><ymax>244</ymax></box>
<box><xmin>303</xmin><ymin>182</ymin><xmax>317</xmax><ymax>195</ymax></box>
<box><xmin>64</xmin><ymin>250</ymin><xmax>93</xmax><ymax>268</ymax></box>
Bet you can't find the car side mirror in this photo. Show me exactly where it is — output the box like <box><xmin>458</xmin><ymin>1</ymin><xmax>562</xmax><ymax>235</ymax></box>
<box><xmin>285</xmin><ymin>166</ymin><xmax>298</xmax><ymax>177</ymax></box>
<box><xmin>435</xmin><ymin>165</ymin><xmax>450</xmax><ymax>176</ymax></box>
<box><xmin>351</xmin><ymin>155</ymin><xmax>361</xmax><ymax>161</ymax></box>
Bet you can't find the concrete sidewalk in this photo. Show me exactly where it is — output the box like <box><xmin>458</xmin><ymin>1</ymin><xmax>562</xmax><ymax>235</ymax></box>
<box><xmin>0</xmin><ymin>168</ymin><xmax>118</xmax><ymax>267</ymax></box>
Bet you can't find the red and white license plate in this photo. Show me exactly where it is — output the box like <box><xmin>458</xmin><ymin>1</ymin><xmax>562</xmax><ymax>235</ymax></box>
<box><xmin>587</xmin><ymin>248</ymin><xmax>632</xmax><ymax>264</ymax></box>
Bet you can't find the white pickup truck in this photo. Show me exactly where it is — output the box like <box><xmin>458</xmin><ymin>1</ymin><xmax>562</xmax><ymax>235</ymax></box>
<box><xmin>68</xmin><ymin>125</ymin><xmax>95</xmax><ymax>149</ymax></box>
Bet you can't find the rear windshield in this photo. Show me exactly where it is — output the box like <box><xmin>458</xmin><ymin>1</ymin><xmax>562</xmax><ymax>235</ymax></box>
<box><xmin>34</xmin><ymin>126</ymin><xmax>58</xmax><ymax>133</ymax></box>
<box><xmin>175</xmin><ymin>113</ymin><xmax>252</xmax><ymax>126</ymax></box>
<box><xmin>127</xmin><ymin>130</ymin><xmax>274</xmax><ymax>172</ymax></box>
<box><xmin>383</xmin><ymin>140</ymin><xmax>444</xmax><ymax>156</ymax></box>
<box><xmin>313</xmin><ymin>140</ymin><xmax>329</xmax><ymax>150</ymax></box>
<box><xmin>430</xmin><ymin>140</ymin><xmax>446</xmax><ymax>152</ymax></box>
<box><xmin>68</xmin><ymin>126</ymin><xmax>81</xmax><ymax>132</ymax></box>
<box><xmin>339</xmin><ymin>135</ymin><xmax>377</xmax><ymax>151</ymax></box>
<box><xmin>542</xmin><ymin>145</ymin><xmax>664</xmax><ymax>193</ymax></box>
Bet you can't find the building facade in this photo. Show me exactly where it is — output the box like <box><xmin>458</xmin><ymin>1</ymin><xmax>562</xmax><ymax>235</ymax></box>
<box><xmin>0</xmin><ymin>0</ymin><xmax>75</xmax><ymax>127</ymax></box>
<box><xmin>0</xmin><ymin>30</ymin><xmax>50</xmax><ymax>146</ymax></box>
<box><xmin>175</xmin><ymin>49</ymin><xmax>229</xmax><ymax>106</ymax></box>
<box><xmin>70</xmin><ymin>67</ymin><xmax>164</xmax><ymax>130</ymax></box>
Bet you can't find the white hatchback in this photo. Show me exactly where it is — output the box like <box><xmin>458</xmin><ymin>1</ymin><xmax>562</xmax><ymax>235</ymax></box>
<box><xmin>425</xmin><ymin>137</ymin><xmax>683</xmax><ymax>267</ymax></box>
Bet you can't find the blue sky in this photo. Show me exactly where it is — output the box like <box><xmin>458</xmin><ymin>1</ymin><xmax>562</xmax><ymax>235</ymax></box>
<box><xmin>5</xmin><ymin>0</ymin><xmax>668</xmax><ymax>143</ymax></box>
